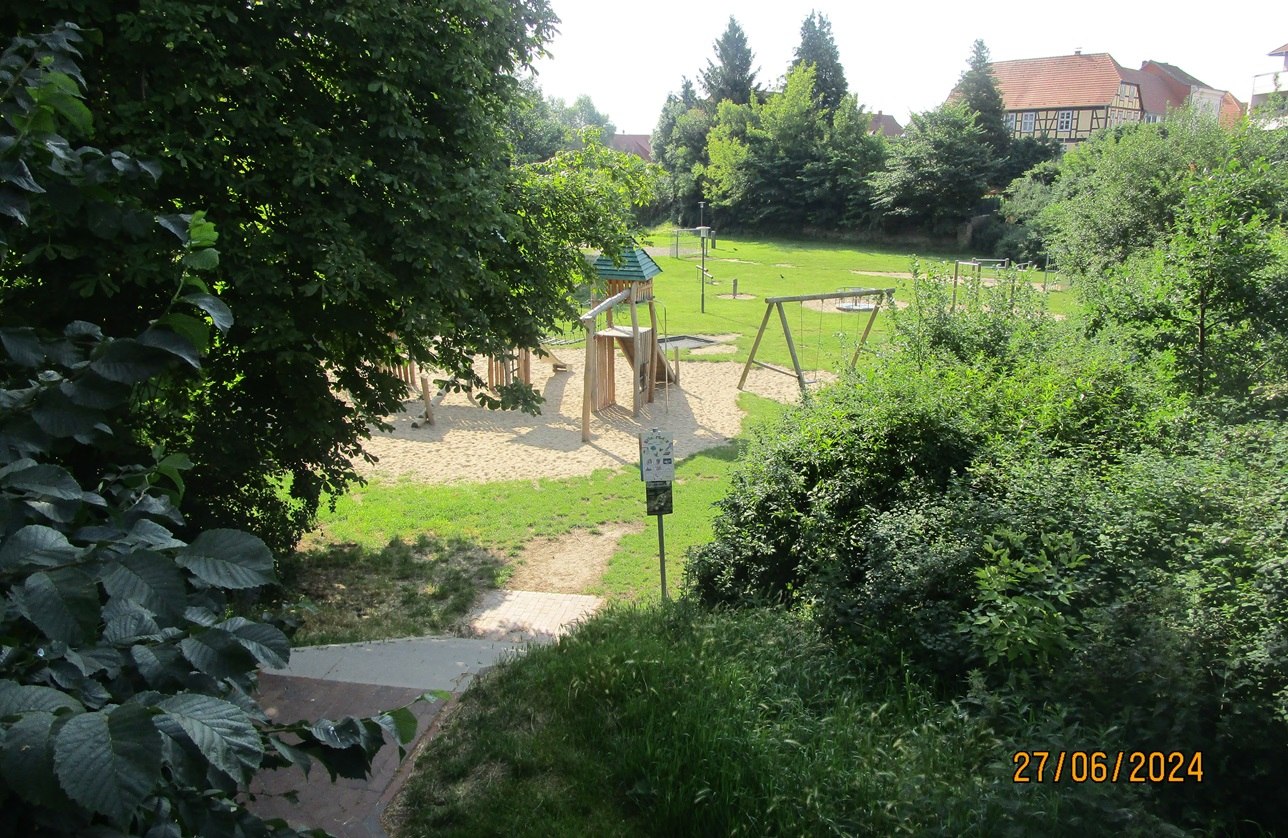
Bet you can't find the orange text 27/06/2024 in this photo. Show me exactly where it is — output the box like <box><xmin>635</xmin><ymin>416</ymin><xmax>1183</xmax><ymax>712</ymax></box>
<box><xmin>1012</xmin><ymin>751</ymin><xmax>1203</xmax><ymax>784</ymax></box>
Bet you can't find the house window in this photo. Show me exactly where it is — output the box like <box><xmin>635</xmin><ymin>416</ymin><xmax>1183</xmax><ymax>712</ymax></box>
<box><xmin>1021</xmin><ymin>111</ymin><xmax>1035</xmax><ymax>133</ymax></box>
<box><xmin>1057</xmin><ymin>110</ymin><xmax>1073</xmax><ymax>131</ymax></box>
<box><xmin>1004</xmin><ymin>112</ymin><xmax>1015</xmax><ymax>132</ymax></box>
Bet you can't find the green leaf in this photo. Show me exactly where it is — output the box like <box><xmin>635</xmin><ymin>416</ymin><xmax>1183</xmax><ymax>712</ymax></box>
<box><xmin>182</xmin><ymin>248</ymin><xmax>220</xmax><ymax>271</ymax></box>
<box><xmin>186</xmin><ymin>210</ymin><xmax>218</xmax><ymax>248</ymax></box>
<box><xmin>177</xmin><ymin>529</ymin><xmax>274</xmax><ymax>590</ymax></box>
<box><xmin>104</xmin><ymin>604</ymin><xmax>162</xmax><ymax>645</ymax></box>
<box><xmin>0</xmin><ymin>524</ymin><xmax>79</xmax><ymax>570</ymax></box>
<box><xmin>60</xmin><ymin>373</ymin><xmax>130</xmax><ymax>409</ymax></box>
<box><xmin>216</xmin><ymin>617</ymin><xmax>289</xmax><ymax>668</ymax></box>
<box><xmin>179</xmin><ymin>630</ymin><xmax>256</xmax><ymax>681</ymax></box>
<box><xmin>0</xmin><ymin>461</ymin><xmax>83</xmax><ymax>500</ymax></box>
<box><xmin>155</xmin><ymin>214</ymin><xmax>189</xmax><ymax>243</ymax></box>
<box><xmin>89</xmin><ymin>338</ymin><xmax>173</xmax><ymax>384</ymax></box>
<box><xmin>0</xmin><ymin>681</ymin><xmax>83</xmax><ymax>715</ymax></box>
<box><xmin>138</xmin><ymin>326</ymin><xmax>200</xmax><ymax>369</ymax></box>
<box><xmin>0</xmin><ymin>159</ymin><xmax>45</xmax><ymax>193</ymax></box>
<box><xmin>102</xmin><ymin>553</ymin><xmax>187</xmax><ymax>618</ymax></box>
<box><xmin>0</xmin><ymin>327</ymin><xmax>44</xmax><ymax>366</ymax></box>
<box><xmin>32</xmin><ymin>388</ymin><xmax>104</xmax><ymax>438</ymax></box>
<box><xmin>180</xmin><ymin>293</ymin><xmax>234</xmax><ymax>333</ymax></box>
<box><xmin>155</xmin><ymin>694</ymin><xmax>263</xmax><ymax>782</ymax></box>
<box><xmin>0</xmin><ymin>712</ymin><xmax>68</xmax><ymax>807</ymax></box>
<box><xmin>55</xmin><ymin>704</ymin><xmax>160</xmax><ymax>825</ymax></box>
<box><xmin>384</xmin><ymin>705</ymin><xmax>418</xmax><ymax>745</ymax></box>
<box><xmin>16</xmin><ymin>569</ymin><xmax>99</xmax><ymax>645</ymax></box>
<box><xmin>154</xmin><ymin>312</ymin><xmax>210</xmax><ymax>355</ymax></box>
<box><xmin>130</xmin><ymin>645</ymin><xmax>182</xmax><ymax>688</ymax></box>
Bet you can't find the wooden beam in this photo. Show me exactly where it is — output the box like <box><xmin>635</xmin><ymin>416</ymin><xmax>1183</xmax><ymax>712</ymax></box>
<box><xmin>776</xmin><ymin>301</ymin><xmax>810</xmax><ymax>395</ymax></box>
<box><xmin>737</xmin><ymin>301</ymin><xmax>776</xmax><ymax>390</ymax></box>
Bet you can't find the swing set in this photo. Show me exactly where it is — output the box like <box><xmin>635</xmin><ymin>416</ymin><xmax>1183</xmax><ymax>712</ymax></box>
<box><xmin>737</xmin><ymin>287</ymin><xmax>895</xmax><ymax>395</ymax></box>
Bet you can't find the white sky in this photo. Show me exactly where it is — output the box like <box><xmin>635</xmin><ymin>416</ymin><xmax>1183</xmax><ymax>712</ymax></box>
<box><xmin>530</xmin><ymin>0</ymin><xmax>1287</xmax><ymax>134</ymax></box>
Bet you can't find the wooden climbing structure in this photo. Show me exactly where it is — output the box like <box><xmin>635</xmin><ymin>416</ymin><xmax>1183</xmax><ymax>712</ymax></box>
<box><xmin>580</xmin><ymin>247</ymin><xmax>678</xmax><ymax>443</ymax></box>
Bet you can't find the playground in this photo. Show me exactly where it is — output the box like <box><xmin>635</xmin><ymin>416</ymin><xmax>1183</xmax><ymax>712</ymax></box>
<box><xmin>360</xmin><ymin>349</ymin><xmax>805</xmax><ymax>484</ymax></box>
<box><xmin>360</xmin><ymin>234</ymin><xmax>1072</xmax><ymax>485</ymax></box>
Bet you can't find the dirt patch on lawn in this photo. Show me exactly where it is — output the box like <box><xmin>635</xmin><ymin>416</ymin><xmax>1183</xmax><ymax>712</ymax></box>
<box><xmin>506</xmin><ymin>522</ymin><xmax>644</xmax><ymax>594</ymax></box>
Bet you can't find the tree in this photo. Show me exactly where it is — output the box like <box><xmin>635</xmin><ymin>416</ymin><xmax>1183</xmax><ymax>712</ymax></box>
<box><xmin>652</xmin><ymin>79</ymin><xmax>713</xmax><ymax>225</ymax></box>
<box><xmin>791</xmin><ymin>11</ymin><xmax>847</xmax><ymax>117</ymax></box>
<box><xmin>2</xmin><ymin>1</ymin><xmax>650</xmax><ymax>553</ymax></box>
<box><xmin>1</xmin><ymin>25</ymin><xmax>396</xmax><ymax>835</ymax></box>
<box><xmin>1088</xmin><ymin>158</ymin><xmax>1288</xmax><ymax>395</ymax></box>
<box><xmin>869</xmin><ymin>102</ymin><xmax>993</xmax><ymax>233</ymax></box>
<box><xmin>1038</xmin><ymin>109</ymin><xmax>1287</xmax><ymax>278</ymax></box>
<box><xmin>955</xmin><ymin>39</ymin><xmax>1009</xmax><ymax>163</ymax></box>
<box><xmin>699</xmin><ymin>16</ymin><xmax>759</xmax><ymax>108</ymax></box>
<box><xmin>508</xmin><ymin>77</ymin><xmax>566</xmax><ymax>164</ymax></box>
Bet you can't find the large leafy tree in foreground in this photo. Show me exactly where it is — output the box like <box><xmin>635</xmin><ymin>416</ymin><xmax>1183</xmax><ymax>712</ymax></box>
<box><xmin>1</xmin><ymin>25</ymin><xmax>401</xmax><ymax>835</ymax></box>
<box><xmin>1</xmin><ymin>1</ymin><xmax>653</xmax><ymax>553</ymax></box>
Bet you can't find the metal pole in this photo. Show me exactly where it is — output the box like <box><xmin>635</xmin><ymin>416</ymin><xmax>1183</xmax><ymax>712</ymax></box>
<box><xmin>656</xmin><ymin>514</ymin><xmax>668</xmax><ymax>600</ymax></box>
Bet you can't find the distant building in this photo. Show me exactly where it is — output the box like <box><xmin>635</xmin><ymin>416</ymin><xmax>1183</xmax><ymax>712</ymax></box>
<box><xmin>965</xmin><ymin>51</ymin><xmax>1243</xmax><ymax>147</ymax></box>
<box><xmin>608</xmin><ymin>133</ymin><xmax>652</xmax><ymax>162</ymax></box>
<box><xmin>1250</xmin><ymin>41</ymin><xmax>1288</xmax><ymax>118</ymax></box>
<box><xmin>868</xmin><ymin>111</ymin><xmax>904</xmax><ymax>137</ymax></box>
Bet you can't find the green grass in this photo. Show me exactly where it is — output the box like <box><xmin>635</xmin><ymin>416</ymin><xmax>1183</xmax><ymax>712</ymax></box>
<box><xmin>305</xmin><ymin>393</ymin><xmax>787</xmax><ymax>608</ymax></box>
<box><xmin>557</xmin><ymin>233</ymin><xmax>1078</xmax><ymax>378</ymax></box>
<box><xmin>275</xmin><ymin>535</ymin><xmax>504</xmax><ymax>646</ymax></box>
<box><xmin>392</xmin><ymin>603</ymin><xmax>1154</xmax><ymax>837</ymax></box>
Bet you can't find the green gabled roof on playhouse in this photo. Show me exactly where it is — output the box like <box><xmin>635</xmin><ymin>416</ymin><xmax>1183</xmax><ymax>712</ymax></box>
<box><xmin>593</xmin><ymin>245</ymin><xmax>662</xmax><ymax>281</ymax></box>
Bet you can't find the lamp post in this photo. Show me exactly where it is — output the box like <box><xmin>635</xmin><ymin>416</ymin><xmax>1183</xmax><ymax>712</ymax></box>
<box><xmin>698</xmin><ymin>201</ymin><xmax>708</xmax><ymax>314</ymax></box>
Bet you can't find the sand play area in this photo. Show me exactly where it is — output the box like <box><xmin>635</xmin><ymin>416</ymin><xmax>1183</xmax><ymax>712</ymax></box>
<box><xmin>358</xmin><ymin>340</ymin><xmax>815</xmax><ymax>484</ymax></box>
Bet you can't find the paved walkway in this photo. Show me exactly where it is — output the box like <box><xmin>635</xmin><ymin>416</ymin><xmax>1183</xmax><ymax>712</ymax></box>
<box><xmin>248</xmin><ymin>590</ymin><xmax>602</xmax><ymax>837</ymax></box>
<box><xmin>465</xmin><ymin>589</ymin><xmax>602</xmax><ymax>642</ymax></box>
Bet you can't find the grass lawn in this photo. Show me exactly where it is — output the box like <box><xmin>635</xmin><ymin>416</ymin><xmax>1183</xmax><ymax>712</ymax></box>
<box><xmin>553</xmin><ymin>232</ymin><xmax>1077</xmax><ymax>378</ymax></box>
<box><xmin>279</xmin><ymin>393</ymin><xmax>786</xmax><ymax>644</ymax></box>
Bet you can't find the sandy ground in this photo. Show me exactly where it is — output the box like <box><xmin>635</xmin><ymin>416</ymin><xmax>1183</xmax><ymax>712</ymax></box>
<box><xmin>505</xmin><ymin>522</ymin><xmax>644</xmax><ymax>593</ymax></box>
<box><xmin>357</xmin><ymin>341</ymin><xmax>810</xmax><ymax>484</ymax></box>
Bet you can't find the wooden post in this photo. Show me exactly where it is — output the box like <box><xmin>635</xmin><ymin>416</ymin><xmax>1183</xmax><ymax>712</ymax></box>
<box><xmin>628</xmin><ymin>290</ymin><xmax>642</xmax><ymax>416</ymax></box>
<box><xmin>738</xmin><ymin>302</ymin><xmax>776</xmax><ymax>390</ymax></box>
<box><xmin>581</xmin><ymin>325</ymin><xmax>595</xmax><ymax>443</ymax></box>
<box><xmin>420</xmin><ymin>374</ymin><xmax>434</xmax><ymax>425</ymax></box>
<box><xmin>776</xmin><ymin>301</ymin><xmax>809</xmax><ymax>394</ymax></box>
<box><xmin>646</xmin><ymin>297</ymin><xmax>659</xmax><ymax>404</ymax></box>
<box><xmin>849</xmin><ymin>296</ymin><xmax>885</xmax><ymax>371</ymax></box>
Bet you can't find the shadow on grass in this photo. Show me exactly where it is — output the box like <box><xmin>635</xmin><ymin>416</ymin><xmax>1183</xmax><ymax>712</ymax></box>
<box><xmin>274</xmin><ymin>534</ymin><xmax>505</xmax><ymax>647</ymax></box>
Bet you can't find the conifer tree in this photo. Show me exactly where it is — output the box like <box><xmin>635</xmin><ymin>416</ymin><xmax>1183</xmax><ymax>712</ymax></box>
<box><xmin>700</xmin><ymin>16</ymin><xmax>760</xmax><ymax>107</ymax></box>
<box><xmin>792</xmin><ymin>11</ymin><xmax>848</xmax><ymax>115</ymax></box>
<box><xmin>956</xmin><ymin>39</ymin><xmax>1010</xmax><ymax>158</ymax></box>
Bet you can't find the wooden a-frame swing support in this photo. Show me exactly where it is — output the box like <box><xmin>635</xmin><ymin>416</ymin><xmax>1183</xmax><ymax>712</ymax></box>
<box><xmin>737</xmin><ymin>287</ymin><xmax>896</xmax><ymax>395</ymax></box>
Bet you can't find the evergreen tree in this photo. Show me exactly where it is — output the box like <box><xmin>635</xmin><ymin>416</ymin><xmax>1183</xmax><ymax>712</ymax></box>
<box><xmin>699</xmin><ymin>16</ymin><xmax>759</xmax><ymax>107</ymax></box>
<box><xmin>792</xmin><ymin>11</ymin><xmax>848</xmax><ymax>116</ymax></box>
<box><xmin>956</xmin><ymin>39</ymin><xmax>1010</xmax><ymax>160</ymax></box>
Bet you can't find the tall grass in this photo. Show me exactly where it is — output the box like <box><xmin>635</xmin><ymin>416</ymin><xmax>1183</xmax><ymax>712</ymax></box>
<box><xmin>394</xmin><ymin>604</ymin><xmax>1163</xmax><ymax>837</ymax></box>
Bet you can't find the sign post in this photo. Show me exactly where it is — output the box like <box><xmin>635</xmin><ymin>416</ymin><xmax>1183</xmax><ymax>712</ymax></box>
<box><xmin>639</xmin><ymin>428</ymin><xmax>675</xmax><ymax>600</ymax></box>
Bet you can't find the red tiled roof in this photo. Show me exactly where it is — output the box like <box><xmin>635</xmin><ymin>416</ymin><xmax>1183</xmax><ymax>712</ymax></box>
<box><xmin>868</xmin><ymin>112</ymin><xmax>904</xmax><ymax>137</ymax></box>
<box><xmin>1127</xmin><ymin>66</ymin><xmax>1185</xmax><ymax>115</ymax></box>
<box><xmin>608</xmin><ymin>133</ymin><xmax>652</xmax><ymax>162</ymax></box>
<box><xmin>989</xmin><ymin>53</ymin><xmax>1128</xmax><ymax>110</ymax></box>
<box><xmin>1142</xmin><ymin>60</ymin><xmax>1209</xmax><ymax>90</ymax></box>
